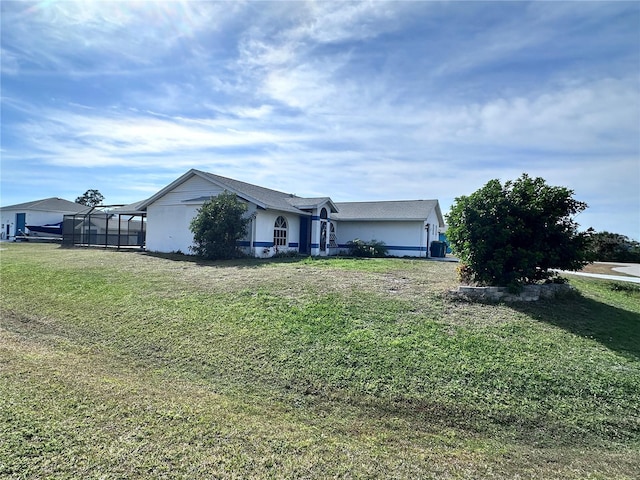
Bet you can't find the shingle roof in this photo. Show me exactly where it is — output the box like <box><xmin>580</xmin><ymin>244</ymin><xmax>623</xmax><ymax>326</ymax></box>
<box><xmin>285</xmin><ymin>197</ymin><xmax>339</xmax><ymax>213</ymax></box>
<box><xmin>139</xmin><ymin>169</ymin><xmax>334</xmax><ymax>215</ymax></box>
<box><xmin>110</xmin><ymin>200</ymin><xmax>148</xmax><ymax>215</ymax></box>
<box><xmin>0</xmin><ymin>197</ymin><xmax>88</xmax><ymax>213</ymax></box>
<box><xmin>138</xmin><ymin>169</ymin><xmax>443</xmax><ymax>225</ymax></box>
<box><xmin>333</xmin><ymin>199</ymin><xmax>443</xmax><ymax>224</ymax></box>
<box><xmin>197</xmin><ymin>171</ymin><xmax>304</xmax><ymax>214</ymax></box>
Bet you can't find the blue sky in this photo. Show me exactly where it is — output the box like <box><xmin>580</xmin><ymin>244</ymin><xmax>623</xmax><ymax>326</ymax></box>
<box><xmin>1</xmin><ymin>1</ymin><xmax>639</xmax><ymax>239</ymax></box>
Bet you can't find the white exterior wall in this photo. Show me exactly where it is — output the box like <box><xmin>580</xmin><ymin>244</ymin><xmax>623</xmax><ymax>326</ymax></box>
<box><xmin>146</xmin><ymin>175</ymin><xmax>226</xmax><ymax>254</ymax></box>
<box><xmin>251</xmin><ymin>210</ymin><xmax>301</xmax><ymax>258</ymax></box>
<box><xmin>336</xmin><ymin>220</ymin><xmax>424</xmax><ymax>257</ymax></box>
<box><xmin>1</xmin><ymin>209</ymin><xmax>74</xmax><ymax>239</ymax></box>
<box><xmin>335</xmin><ymin>209</ymin><xmax>442</xmax><ymax>257</ymax></box>
<box><xmin>146</xmin><ymin>203</ymin><xmax>200</xmax><ymax>253</ymax></box>
<box><xmin>145</xmin><ymin>175</ymin><xmax>303</xmax><ymax>257</ymax></box>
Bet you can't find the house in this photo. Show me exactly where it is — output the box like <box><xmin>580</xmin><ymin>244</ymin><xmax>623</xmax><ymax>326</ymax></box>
<box><xmin>0</xmin><ymin>197</ymin><xmax>88</xmax><ymax>240</ymax></box>
<box><xmin>139</xmin><ymin>169</ymin><xmax>445</xmax><ymax>258</ymax></box>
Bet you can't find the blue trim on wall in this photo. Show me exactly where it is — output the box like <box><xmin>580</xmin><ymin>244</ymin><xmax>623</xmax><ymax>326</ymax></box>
<box><xmin>254</xmin><ymin>241</ymin><xmax>274</xmax><ymax>248</ymax></box>
<box><xmin>337</xmin><ymin>244</ymin><xmax>427</xmax><ymax>252</ymax></box>
<box><xmin>311</xmin><ymin>215</ymin><xmax>320</xmax><ymax>221</ymax></box>
<box><xmin>238</xmin><ymin>241</ymin><xmax>299</xmax><ymax>249</ymax></box>
<box><xmin>389</xmin><ymin>245</ymin><xmax>428</xmax><ymax>252</ymax></box>
<box><xmin>311</xmin><ymin>243</ymin><xmax>319</xmax><ymax>248</ymax></box>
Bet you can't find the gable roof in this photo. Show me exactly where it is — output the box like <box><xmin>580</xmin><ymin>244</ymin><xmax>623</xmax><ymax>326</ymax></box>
<box><xmin>285</xmin><ymin>196</ymin><xmax>339</xmax><ymax>213</ymax></box>
<box><xmin>138</xmin><ymin>169</ymin><xmax>443</xmax><ymax>225</ymax></box>
<box><xmin>0</xmin><ymin>197</ymin><xmax>89</xmax><ymax>213</ymax></box>
<box><xmin>138</xmin><ymin>169</ymin><xmax>308</xmax><ymax>215</ymax></box>
<box><xmin>333</xmin><ymin>199</ymin><xmax>444</xmax><ymax>226</ymax></box>
<box><xmin>198</xmin><ymin>171</ymin><xmax>305</xmax><ymax>214</ymax></box>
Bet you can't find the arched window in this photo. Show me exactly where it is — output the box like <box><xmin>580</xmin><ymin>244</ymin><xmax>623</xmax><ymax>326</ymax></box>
<box><xmin>274</xmin><ymin>216</ymin><xmax>287</xmax><ymax>247</ymax></box>
<box><xmin>320</xmin><ymin>208</ymin><xmax>328</xmax><ymax>219</ymax></box>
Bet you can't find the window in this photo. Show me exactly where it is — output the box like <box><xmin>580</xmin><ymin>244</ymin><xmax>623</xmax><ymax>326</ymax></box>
<box><xmin>274</xmin><ymin>216</ymin><xmax>287</xmax><ymax>247</ymax></box>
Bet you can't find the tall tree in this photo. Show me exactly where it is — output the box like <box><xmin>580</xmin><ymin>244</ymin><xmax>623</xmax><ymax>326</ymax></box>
<box><xmin>446</xmin><ymin>174</ymin><xmax>590</xmax><ymax>290</ymax></box>
<box><xmin>189</xmin><ymin>191</ymin><xmax>250</xmax><ymax>260</ymax></box>
<box><xmin>75</xmin><ymin>189</ymin><xmax>104</xmax><ymax>207</ymax></box>
<box><xmin>587</xmin><ymin>231</ymin><xmax>640</xmax><ymax>262</ymax></box>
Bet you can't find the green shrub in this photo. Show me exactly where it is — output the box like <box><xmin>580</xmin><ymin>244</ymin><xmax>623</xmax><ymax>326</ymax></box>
<box><xmin>446</xmin><ymin>174</ymin><xmax>590</xmax><ymax>290</ymax></box>
<box><xmin>346</xmin><ymin>239</ymin><xmax>388</xmax><ymax>257</ymax></box>
<box><xmin>189</xmin><ymin>191</ymin><xmax>250</xmax><ymax>260</ymax></box>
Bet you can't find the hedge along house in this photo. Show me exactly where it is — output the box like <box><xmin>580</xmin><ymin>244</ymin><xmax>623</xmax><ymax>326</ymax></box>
<box><xmin>139</xmin><ymin>169</ymin><xmax>445</xmax><ymax>258</ymax></box>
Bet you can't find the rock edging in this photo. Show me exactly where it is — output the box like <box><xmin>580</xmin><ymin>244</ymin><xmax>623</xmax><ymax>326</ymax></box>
<box><xmin>449</xmin><ymin>283</ymin><xmax>573</xmax><ymax>302</ymax></box>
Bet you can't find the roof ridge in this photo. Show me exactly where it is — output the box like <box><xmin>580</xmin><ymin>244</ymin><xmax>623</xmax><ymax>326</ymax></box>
<box><xmin>336</xmin><ymin>199</ymin><xmax>437</xmax><ymax>204</ymax></box>
<box><xmin>199</xmin><ymin>170</ymin><xmax>294</xmax><ymax>197</ymax></box>
<box><xmin>1</xmin><ymin>197</ymin><xmax>83</xmax><ymax>210</ymax></box>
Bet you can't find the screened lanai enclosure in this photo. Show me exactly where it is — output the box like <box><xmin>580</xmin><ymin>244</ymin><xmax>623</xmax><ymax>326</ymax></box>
<box><xmin>62</xmin><ymin>204</ymin><xmax>146</xmax><ymax>249</ymax></box>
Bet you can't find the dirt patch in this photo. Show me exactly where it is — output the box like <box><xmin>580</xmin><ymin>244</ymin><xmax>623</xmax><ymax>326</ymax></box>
<box><xmin>580</xmin><ymin>262</ymin><xmax>636</xmax><ymax>277</ymax></box>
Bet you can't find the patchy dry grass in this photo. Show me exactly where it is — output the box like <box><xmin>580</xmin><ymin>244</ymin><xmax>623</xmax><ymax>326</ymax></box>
<box><xmin>1</xmin><ymin>244</ymin><xmax>639</xmax><ymax>479</ymax></box>
<box><xmin>580</xmin><ymin>262</ymin><xmax>638</xmax><ymax>277</ymax></box>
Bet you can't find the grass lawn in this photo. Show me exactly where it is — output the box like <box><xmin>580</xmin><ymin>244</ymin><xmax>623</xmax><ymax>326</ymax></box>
<box><xmin>1</xmin><ymin>243</ymin><xmax>639</xmax><ymax>479</ymax></box>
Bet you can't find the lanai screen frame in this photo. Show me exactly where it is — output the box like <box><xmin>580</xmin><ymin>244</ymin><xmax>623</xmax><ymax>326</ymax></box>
<box><xmin>62</xmin><ymin>205</ymin><xmax>146</xmax><ymax>249</ymax></box>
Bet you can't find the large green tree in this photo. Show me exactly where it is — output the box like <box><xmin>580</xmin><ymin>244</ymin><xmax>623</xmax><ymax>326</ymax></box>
<box><xmin>587</xmin><ymin>231</ymin><xmax>640</xmax><ymax>262</ymax></box>
<box><xmin>189</xmin><ymin>191</ymin><xmax>250</xmax><ymax>260</ymax></box>
<box><xmin>75</xmin><ymin>189</ymin><xmax>104</xmax><ymax>207</ymax></box>
<box><xmin>446</xmin><ymin>174</ymin><xmax>590</xmax><ymax>289</ymax></box>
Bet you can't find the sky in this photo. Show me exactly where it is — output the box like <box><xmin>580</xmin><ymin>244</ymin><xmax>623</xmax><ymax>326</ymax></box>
<box><xmin>1</xmin><ymin>1</ymin><xmax>639</xmax><ymax>240</ymax></box>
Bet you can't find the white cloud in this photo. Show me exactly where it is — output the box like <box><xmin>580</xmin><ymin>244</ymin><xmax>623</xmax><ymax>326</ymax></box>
<box><xmin>410</xmin><ymin>76</ymin><xmax>639</xmax><ymax>155</ymax></box>
<box><xmin>1</xmin><ymin>1</ymin><xmax>234</xmax><ymax>74</ymax></box>
<box><xmin>287</xmin><ymin>1</ymin><xmax>401</xmax><ymax>44</ymax></box>
<box><xmin>2</xmin><ymin>1</ymin><xmax>638</xmax><ymax>238</ymax></box>
<box><xmin>7</xmin><ymin>107</ymin><xmax>307</xmax><ymax>168</ymax></box>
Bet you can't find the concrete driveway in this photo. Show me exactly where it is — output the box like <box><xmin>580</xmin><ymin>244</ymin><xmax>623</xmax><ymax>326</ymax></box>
<box><xmin>611</xmin><ymin>264</ymin><xmax>640</xmax><ymax>277</ymax></box>
<box><xmin>556</xmin><ymin>263</ymin><xmax>640</xmax><ymax>284</ymax></box>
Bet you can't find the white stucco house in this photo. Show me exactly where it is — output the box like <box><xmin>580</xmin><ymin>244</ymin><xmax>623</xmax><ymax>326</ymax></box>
<box><xmin>0</xmin><ymin>197</ymin><xmax>88</xmax><ymax>240</ymax></box>
<box><xmin>138</xmin><ymin>169</ymin><xmax>445</xmax><ymax>258</ymax></box>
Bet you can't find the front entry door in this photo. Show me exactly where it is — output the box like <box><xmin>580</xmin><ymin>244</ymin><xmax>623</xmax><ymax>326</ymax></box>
<box><xmin>298</xmin><ymin>216</ymin><xmax>310</xmax><ymax>254</ymax></box>
<box><xmin>320</xmin><ymin>221</ymin><xmax>327</xmax><ymax>253</ymax></box>
<box><xmin>319</xmin><ymin>207</ymin><xmax>328</xmax><ymax>255</ymax></box>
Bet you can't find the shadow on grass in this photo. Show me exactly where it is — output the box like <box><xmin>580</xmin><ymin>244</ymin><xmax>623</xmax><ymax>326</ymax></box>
<box><xmin>509</xmin><ymin>287</ymin><xmax>640</xmax><ymax>360</ymax></box>
<box><xmin>140</xmin><ymin>251</ymin><xmax>397</xmax><ymax>269</ymax></box>
<box><xmin>141</xmin><ymin>251</ymin><xmax>324</xmax><ymax>268</ymax></box>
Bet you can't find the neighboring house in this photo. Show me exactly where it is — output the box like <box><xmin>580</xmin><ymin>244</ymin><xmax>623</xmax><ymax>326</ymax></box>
<box><xmin>0</xmin><ymin>197</ymin><xmax>88</xmax><ymax>240</ymax></box>
<box><xmin>139</xmin><ymin>169</ymin><xmax>445</xmax><ymax>258</ymax></box>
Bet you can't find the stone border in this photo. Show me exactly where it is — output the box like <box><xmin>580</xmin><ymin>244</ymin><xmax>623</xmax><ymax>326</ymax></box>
<box><xmin>449</xmin><ymin>283</ymin><xmax>573</xmax><ymax>302</ymax></box>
